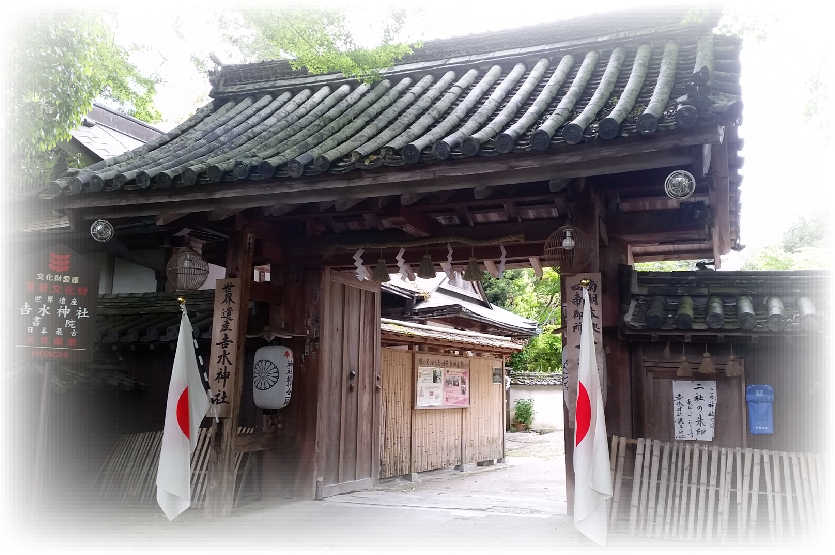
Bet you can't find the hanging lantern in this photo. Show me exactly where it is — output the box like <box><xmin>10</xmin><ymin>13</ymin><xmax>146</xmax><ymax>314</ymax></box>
<box><xmin>166</xmin><ymin>247</ymin><xmax>209</xmax><ymax>290</ymax></box>
<box><xmin>677</xmin><ymin>344</ymin><xmax>693</xmax><ymax>377</ymax></box>
<box><xmin>252</xmin><ymin>345</ymin><xmax>293</xmax><ymax>410</ymax></box>
<box><xmin>697</xmin><ymin>343</ymin><xmax>716</xmax><ymax>374</ymax></box>
<box><xmin>372</xmin><ymin>258</ymin><xmax>390</xmax><ymax>282</ymax></box>
<box><xmin>543</xmin><ymin>225</ymin><xmax>592</xmax><ymax>273</ymax></box>
<box><xmin>726</xmin><ymin>343</ymin><xmax>742</xmax><ymax>377</ymax></box>
<box><xmin>463</xmin><ymin>257</ymin><xmax>482</xmax><ymax>282</ymax></box>
<box><xmin>417</xmin><ymin>254</ymin><xmax>436</xmax><ymax>279</ymax></box>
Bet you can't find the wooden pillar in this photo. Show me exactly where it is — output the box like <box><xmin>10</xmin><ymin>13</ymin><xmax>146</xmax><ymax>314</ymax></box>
<box><xmin>32</xmin><ymin>361</ymin><xmax>55</xmax><ymax>511</ymax></box>
<box><xmin>205</xmin><ymin>227</ymin><xmax>254</xmax><ymax>518</ymax></box>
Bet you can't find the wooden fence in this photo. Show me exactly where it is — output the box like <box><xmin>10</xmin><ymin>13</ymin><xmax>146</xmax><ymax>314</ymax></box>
<box><xmin>609</xmin><ymin>436</ymin><xmax>826</xmax><ymax>541</ymax></box>
<box><xmin>93</xmin><ymin>427</ymin><xmax>254</xmax><ymax>508</ymax></box>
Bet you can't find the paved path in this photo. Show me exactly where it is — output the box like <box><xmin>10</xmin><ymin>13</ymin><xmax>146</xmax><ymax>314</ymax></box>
<box><xmin>24</xmin><ymin>431</ymin><xmax>810</xmax><ymax>552</ymax></box>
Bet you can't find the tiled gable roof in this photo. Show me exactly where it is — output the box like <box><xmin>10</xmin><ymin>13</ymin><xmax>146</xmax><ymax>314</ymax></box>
<box><xmin>43</xmin><ymin>10</ymin><xmax>741</xmax><ymax>199</ymax></box>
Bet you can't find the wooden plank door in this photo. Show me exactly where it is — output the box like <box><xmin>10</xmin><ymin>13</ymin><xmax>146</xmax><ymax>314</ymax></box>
<box><xmin>317</xmin><ymin>270</ymin><xmax>381</xmax><ymax>498</ymax></box>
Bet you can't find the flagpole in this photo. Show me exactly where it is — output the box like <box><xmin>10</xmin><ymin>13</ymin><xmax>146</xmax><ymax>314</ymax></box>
<box><xmin>179</xmin><ymin>297</ymin><xmax>219</xmax><ymax>423</ymax></box>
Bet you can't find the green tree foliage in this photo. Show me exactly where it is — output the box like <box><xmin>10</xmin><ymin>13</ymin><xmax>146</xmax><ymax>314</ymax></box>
<box><xmin>741</xmin><ymin>212</ymin><xmax>831</xmax><ymax>270</ymax></box>
<box><xmin>483</xmin><ymin>268</ymin><xmax>562</xmax><ymax>373</ymax></box>
<box><xmin>224</xmin><ymin>5</ymin><xmax>422</xmax><ymax>83</ymax></box>
<box><xmin>634</xmin><ymin>260</ymin><xmax>704</xmax><ymax>272</ymax></box>
<box><xmin>4</xmin><ymin>10</ymin><xmax>160</xmax><ymax>193</ymax></box>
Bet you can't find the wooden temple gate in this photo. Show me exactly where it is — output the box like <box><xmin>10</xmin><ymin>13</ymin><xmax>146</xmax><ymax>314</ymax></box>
<box><xmin>27</xmin><ymin>9</ymin><xmax>756</xmax><ymax>521</ymax></box>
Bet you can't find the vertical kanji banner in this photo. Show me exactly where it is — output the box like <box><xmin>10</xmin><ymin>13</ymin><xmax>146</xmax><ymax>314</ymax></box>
<box><xmin>562</xmin><ymin>273</ymin><xmax>607</xmax><ymax>427</ymax></box>
<box><xmin>207</xmin><ymin>278</ymin><xmax>242</xmax><ymax>418</ymax></box>
<box><xmin>12</xmin><ymin>244</ymin><xmax>100</xmax><ymax>363</ymax></box>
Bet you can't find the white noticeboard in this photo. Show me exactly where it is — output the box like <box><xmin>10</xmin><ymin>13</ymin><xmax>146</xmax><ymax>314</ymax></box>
<box><xmin>672</xmin><ymin>380</ymin><xmax>717</xmax><ymax>441</ymax></box>
<box><xmin>416</xmin><ymin>367</ymin><xmax>443</xmax><ymax>407</ymax></box>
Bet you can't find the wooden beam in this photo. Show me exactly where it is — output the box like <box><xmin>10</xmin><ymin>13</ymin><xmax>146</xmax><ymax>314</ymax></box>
<box><xmin>335</xmin><ymin>198</ymin><xmax>364</xmax><ymax>212</ymax></box>
<box><xmin>483</xmin><ymin>260</ymin><xmax>500</xmax><ymax>279</ymax></box>
<box><xmin>155</xmin><ymin>212</ymin><xmax>189</xmax><ymax>226</ymax></box>
<box><xmin>428</xmin><ymin>190</ymin><xmax>455</xmax><ymax>204</ymax></box>
<box><xmin>249</xmin><ymin>281</ymin><xmax>284</xmax><ymax>305</ymax></box>
<box><xmin>607</xmin><ymin>211</ymin><xmax>709</xmax><ymax>244</ymax></box>
<box><xmin>396</xmin><ymin>206</ymin><xmax>444</xmax><ymax>237</ymax></box>
<box><xmin>504</xmin><ymin>201</ymin><xmax>520</xmax><ymax>223</ymax></box>
<box><xmin>363</xmin><ymin>213</ymin><xmax>384</xmax><ymax>231</ymax></box>
<box><xmin>529</xmin><ymin>256</ymin><xmax>543</xmax><ymax>278</ymax></box>
<box><xmin>207</xmin><ymin>209</ymin><xmax>240</xmax><ymax>222</ymax></box>
<box><xmin>400</xmin><ymin>193</ymin><xmax>427</xmax><ymax>206</ymax></box>
<box><xmin>474</xmin><ymin>186</ymin><xmax>493</xmax><ymax>200</ymax></box>
<box><xmin>285</xmin><ymin>218</ymin><xmax>565</xmax><ymax>256</ymax></box>
<box><xmin>367</xmin><ymin>195</ymin><xmax>396</xmax><ymax>209</ymax></box>
<box><xmin>548</xmin><ymin>178</ymin><xmax>570</xmax><ymax>192</ymax></box>
<box><xmin>235</xmin><ymin>431</ymin><xmax>277</xmax><ymax>453</ymax></box>
<box><xmin>618</xmin><ymin>194</ymin><xmax>709</xmax><ymax>212</ymax></box>
<box><xmin>57</xmin><ymin>127</ymin><xmax>721</xmax><ymax>217</ymax></box>
<box><xmin>269</xmin><ymin>203</ymin><xmax>300</xmax><ymax>216</ymax></box>
<box><xmin>205</xmin><ymin>227</ymin><xmax>254</xmax><ymax>519</ymax></box>
<box><xmin>709</xmin><ymin>135</ymin><xmax>731</xmax><ymax>258</ymax></box>
<box><xmin>455</xmin><ymin>206</ymin><xmax>474</xmax><ymax>227</ymax></box>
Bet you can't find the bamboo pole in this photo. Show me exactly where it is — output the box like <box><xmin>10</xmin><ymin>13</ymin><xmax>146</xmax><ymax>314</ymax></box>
<box><xmin>772</xmin><ymin>451</ymin><xmax>783</xmax><ymax>540</ymax></box>
<box><xmin>749</xmin><ymin>449</ymin><xmax>762</xmax><ymax>540</ymax></box>
<box><xmin>735</xmin><ymin>448</ymin><xmax>744</xmax><ymax>539</ymax></box>
<box><xmin>782</xmin><ymin>452</ymin><xmax>796</xmax><ymax>537</ymax></box>
<box><xmin>790</xmin><ymin>453</ymin><xmax>807</xmax><ymax>533</ymax></box>
<box><xmin>763</xmin><ymin>449</ymin><xmax>776</xmax><ymax>541</ymax></box>
<box><xmin>715</xmin><ymin>447</ymin><xmax>728</xmax><ymax>541</ymax></box>
<box><xmin>686</xmin><ymin>445</ymin><xmax>701</xmax><ymax>539</ymax></box>
<box><xmin>705</xmin><ymin>446</ymin><xmax>719</xmax><ymax>540</ymax></box>
<box><xmin>798</xmin><ymin>453</ymin><xmax>815</xmax><ymax>534</ymax></box>
<box><xmin>676</xmin><ymin>444</ymin><xmax>692</xmax><ymax>538</ymax></box>
<box><xmin>629</xmin><ymin>438</ymin><xmax>646</xmax><ymax>534</ymax></box>
<box><xmin>740</xmin><ymin>448</ymin><xmax>753</xmax><ymax>537</ymax></box>
<box><xmin>665</xmin><ymin>442</ymin><xmax>681</xmax><ymax>539</ymax></box>
<box><xmin>645</xmin><ymin>440</ymin><xmax>662</xmax><ymax>535</ymax></box>
<box><xmin>706</xmin><ymin>296</ymin><xmax>725</xmax><ymax>329</ymax></box>
<box><xmin>654</xmin><ymin>441</ymin><xmax>672</xmax><ymax>538</ymax></box>
<box><xmin>637</xmin><ymin>439</ymin><xmax>653</xmax><ymax>535</ymax></box>
<box><xmin>610</xmin><ymin>436</ymin><xmax>627</xmax><ymax>529</ymax></box>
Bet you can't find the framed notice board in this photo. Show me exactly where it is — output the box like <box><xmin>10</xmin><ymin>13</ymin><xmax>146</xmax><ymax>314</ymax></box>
<box><xmin>414</xmin><ymin>354</ymin><xmax>470</xmax><ymax>409</ymax></box>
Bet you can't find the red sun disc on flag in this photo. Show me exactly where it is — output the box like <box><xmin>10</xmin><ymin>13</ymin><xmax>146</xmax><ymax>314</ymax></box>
<box><xmin>575</xmin><ymin>383</ymin><xmax>591</xmax><ymax>446</ymax></box>
<box><xmin>176</xmin><ymin>388</ymin><xmax>190</xmax><ymax>439</ymax></box>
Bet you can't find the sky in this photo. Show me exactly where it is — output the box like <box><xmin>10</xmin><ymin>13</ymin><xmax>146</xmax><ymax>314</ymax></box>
<box><xmin>18</xmin><ymin>0</ymin><xmax>835</xmax><ymax>266</ymax></box>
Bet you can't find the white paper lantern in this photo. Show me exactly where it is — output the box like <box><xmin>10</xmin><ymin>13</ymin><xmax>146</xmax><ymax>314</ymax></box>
<box><xmin>252</xmin><ymin>345</ymin><xmax>293</xmax><ymax>410</ymax></box>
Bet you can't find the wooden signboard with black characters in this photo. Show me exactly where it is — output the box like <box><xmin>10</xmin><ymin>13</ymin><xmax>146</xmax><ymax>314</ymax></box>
<box><xmin>13</xmin><ymin>245</ymin><xmax>100</xmax><ymax>363</ymax></box>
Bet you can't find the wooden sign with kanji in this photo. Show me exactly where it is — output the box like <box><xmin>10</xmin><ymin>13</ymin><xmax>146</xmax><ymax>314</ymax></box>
<box><xmin>12</xmin><ymin>245</ymin><xmax>100</xmax><ymax>363</ymax></box>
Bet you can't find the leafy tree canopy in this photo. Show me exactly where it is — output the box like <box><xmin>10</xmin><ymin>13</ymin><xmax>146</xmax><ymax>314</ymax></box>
<box><xmin>4</xmin><ymin>10</ymin><xmax>161</xmax><ymax>193</ymax></box>
<box><xmin>483</xmin><ymin>268</ymin><xmax>562</xmax><ymax>373</ymax></box>
<box><xmin>214</xmin><ymin>4</ymin><xmax>423</xmax><ymax>83</ymax></box>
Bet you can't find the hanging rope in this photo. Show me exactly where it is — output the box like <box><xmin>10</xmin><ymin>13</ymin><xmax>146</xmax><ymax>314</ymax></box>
<box><xmin>323</xmin><ymin>233</ymin><xmax>525</xmax><ymax>258</ymax></box>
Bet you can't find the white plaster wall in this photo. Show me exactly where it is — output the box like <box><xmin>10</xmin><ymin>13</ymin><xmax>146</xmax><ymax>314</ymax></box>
<box><xmin>509</xmin><ymin>385</ymin><xmax>564</xmax><ymax>430</ymax></box>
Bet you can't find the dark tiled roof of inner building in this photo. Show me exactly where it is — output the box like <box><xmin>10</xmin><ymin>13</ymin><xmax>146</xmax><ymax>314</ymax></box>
<box><xmin>44</xmin><ymin>9</ymin><xmax>741</xmax><ymax>199</ymax></box>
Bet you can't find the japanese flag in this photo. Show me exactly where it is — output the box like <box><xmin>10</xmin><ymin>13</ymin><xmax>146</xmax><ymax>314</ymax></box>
<box><xmin>156</xmin><ymin>309</ymin><xmax>210</xmax><ymax>520</ymax></box>
<box><xmin>573</xmin><ymin>287</ymin><xmax>613</xmax><ymax>545</ymax></box>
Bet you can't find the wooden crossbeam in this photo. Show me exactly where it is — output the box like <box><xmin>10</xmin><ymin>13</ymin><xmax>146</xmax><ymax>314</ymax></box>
<box><xmin>529</xmin><ymin>257</ymin><xmax>543</xmax><ymax>278</ymax></box>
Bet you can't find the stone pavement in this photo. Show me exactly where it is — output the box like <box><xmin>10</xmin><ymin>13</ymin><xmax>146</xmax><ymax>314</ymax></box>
<box><xmin>23</xmin><ymin>431</ymin><xmax>813</xmax><ymax>552</ymax></box>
